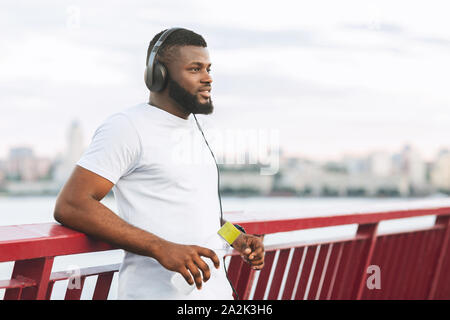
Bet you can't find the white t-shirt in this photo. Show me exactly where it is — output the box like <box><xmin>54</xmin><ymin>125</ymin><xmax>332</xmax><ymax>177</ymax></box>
<box><xmin>77</xmin><ymin>102</ymin><xmax>233</xmax><ymax>300</ymax></box>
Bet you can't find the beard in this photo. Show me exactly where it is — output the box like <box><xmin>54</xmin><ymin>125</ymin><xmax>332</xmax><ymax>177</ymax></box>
<box><xmin>167</xmin><ymin>77</ymin><xmax>214</xmax><ymax>115</ymax></box>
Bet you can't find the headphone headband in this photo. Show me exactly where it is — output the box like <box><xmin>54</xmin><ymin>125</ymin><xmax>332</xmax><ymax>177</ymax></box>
<box><xmin>146</xmin><ymin>27</ymin><xmax>182</xmax><ymax>89</ymax></box>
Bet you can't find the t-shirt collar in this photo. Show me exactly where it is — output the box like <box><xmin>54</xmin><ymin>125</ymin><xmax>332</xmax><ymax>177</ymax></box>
<box><xmin>145</xmin><ymin>103</ymin><xmax>192</xmax><ymax>127</ymax></box>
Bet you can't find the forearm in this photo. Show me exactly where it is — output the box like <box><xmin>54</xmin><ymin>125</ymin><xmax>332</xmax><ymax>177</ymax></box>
<box><xmin>54</xmin><ymin>196</ymin><xmax>165</xmax><ymax>259</ymax></box>
<box><xmin>54</xmin><ymin>195</ymin><xmax>221</xmax><ymax>288</ymax></box>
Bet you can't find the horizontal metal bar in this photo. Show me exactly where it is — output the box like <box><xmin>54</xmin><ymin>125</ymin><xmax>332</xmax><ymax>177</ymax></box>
<box><xmin>1</xmin><ymin>208</ymin><xmax>448</xmax><ymax>262</ymax></box>
<box><xmin>50</xmin><ymin>264</ymin><xmax>121</xmax><ymax>282</ymax></box>
<box><xmin>0</xmin><ymin>277</ymin><xmax>36</xmax><ymax>290</ymax></box>
<box><xmin>236</xmin><ymin>208</ymin><xmax>450</xmax><ymax>235</ymax></box>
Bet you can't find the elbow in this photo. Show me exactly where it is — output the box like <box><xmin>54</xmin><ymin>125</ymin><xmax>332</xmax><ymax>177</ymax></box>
<box><xmin>53</xmin><ymin>200</ymin><xmax>67</xmax><ymax>225</ymax></box>
<box><xmin>53</xmin><ymin>208</ymin><xmax>64</xmax><ymax>224</ymax></box>
<box><xmin>53</xmin><ymin>196</ymin><xmax>75</xmax><ymax>226</ymax></box>
<box><xmin>53</xmin><ymin>194</ymin><xmax>91</xmax><ymax>230</ymax></box>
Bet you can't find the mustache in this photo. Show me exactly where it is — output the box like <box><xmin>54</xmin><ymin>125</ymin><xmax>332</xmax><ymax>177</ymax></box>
<box><xmin>198</xmin><ymin>85</ymin><xmax>212</xmax><ymax>91</ymax></box>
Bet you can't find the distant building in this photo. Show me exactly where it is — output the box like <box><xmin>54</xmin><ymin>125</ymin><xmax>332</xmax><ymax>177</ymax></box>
<box><xmin>430</xmin><ymin>150</ymin><xmax>450</xmax><ymax>191</ymax></box>
<box><xmin>219</xmin><ymin>165</ymin><xmax>274</xmax><ymax>195</ymax></box>
<box><xmin>341</xmin><ymin>155</ymin><xmax>368</xmax><ymax>175</ymax></box>
<box><xmin>399</xmin><ymin>145</ymin><xmax>427</xmax><ymax>194</ymax></box>
<box><xmin>6</xmin><ymin>147</ymin><xmax>34</xmax><ymax>181</ymax></box>
<box><xmin>367</xmin><ymin>151</ymin><xmax>392</xmax><ymax>177</ymax></box>
<box><xmin>0</xmin><ymin>159</ymin><xmax>5</xmax><ymax>184</ymax></box>
<box><xmin>272</xmin><ymin>146</ymin><xmax>433</xmax><ymax>197</ymax></box>
<box><xmin>275</xmin><ymin>156</ymin><xmax>407</xmax><ymax>197</ymax></box>
<box><xmin>5</xmin><ymin>147</ymin><xmax>51</xmax><ymax>182</ymax></box>
<box><xmin>54</xmin><ymin>120</ymin><xmax>85</xmax><ymax>186</ymax></box>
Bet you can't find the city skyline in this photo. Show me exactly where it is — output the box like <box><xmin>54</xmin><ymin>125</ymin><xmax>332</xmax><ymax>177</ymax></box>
<box><xmin>1</xmin><ymin>126</ymin><xmax>449</xmax><ymax>164</ymax></box>
<box><xmin>1</xmin><ymin>117</ymin><xmax>448</xmax><ymax>167</ymax></box>
<box><xmin>2</xmin><ymin>124</ymin><xmax>449</xmax><ymax>197</ymax></box>
<box><xmin>2</xmin><ymin>115</ymin><xmax>450</xmax><ymax>197</ymax></box>
<box><xmin>2</xmin><ymin>121</ymin><xmax>449</xmax><ymax>164</ymax></box>
<box><xmin>2</xmin><ymin>114</ymin><xmax>450</xmax><ymax>163</ymax></box>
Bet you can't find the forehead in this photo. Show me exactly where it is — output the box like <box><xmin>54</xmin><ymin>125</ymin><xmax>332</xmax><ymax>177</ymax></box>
<box><xmin>172</xmin><ymin>45</ymin><xmax>211</xmax><ymax>66</ymax></box>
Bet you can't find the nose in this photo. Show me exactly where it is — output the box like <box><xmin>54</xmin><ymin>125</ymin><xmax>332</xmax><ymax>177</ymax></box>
<box><xmin>202</xmin><ymin>71</ymin><xmax>213</xmax><ymax>84</ymax></box>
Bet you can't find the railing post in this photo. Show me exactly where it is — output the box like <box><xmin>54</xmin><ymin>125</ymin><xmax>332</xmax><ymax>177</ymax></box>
<box><xmin>235</xmin><ymin>264</ymin><xmax>256</xmax><ymax>300</ymax></box>
<box><xmin>92</xmin><ymin>272</ymin><xmax>115</xmax><ymax>300</ymax></box>
<box><xmin>65</xmin><ymin>276</ymin><xmax>86</xmax><ymax>300</ymax></box>
<box><xmin>4</xmin><ymin>257</ymin><xmax>54</xmax><ymax>300</ymax></box>
<box><xmin>352</xmin><ymin>222</ymin><xmax>379</xmax><ymax>300</ymax></box>
<box><xmin>427</xmin><ymin>215</ymin><xmax>450</xmax><ymax>300</ymax></box>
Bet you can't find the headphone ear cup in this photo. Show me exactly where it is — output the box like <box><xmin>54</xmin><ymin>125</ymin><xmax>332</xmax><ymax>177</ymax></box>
<box><xmin>144</xmin><ymin>66</ymin><xmax>152</xmax><ymax>91</ymax></box>
<box><xmin>144</xmin><ymin>62</ymin><xmax>167</xmax><ymax>92</ymax></box>
<box><xmin>151</xmin><ymin>62</ymin><xmax>168</xmax><ymax>92</ymax></box>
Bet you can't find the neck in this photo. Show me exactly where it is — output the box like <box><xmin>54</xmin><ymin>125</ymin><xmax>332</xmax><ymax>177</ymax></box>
<box><xmin>149</xmin><ymin>93</ymin><xmax>190</xmax><ymax>120</ymax></box>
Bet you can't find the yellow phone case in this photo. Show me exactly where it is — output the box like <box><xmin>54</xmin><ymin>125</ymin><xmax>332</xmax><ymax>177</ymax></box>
<box><xmin>217</xmin><ymin>222</ymin><xmax>241</xmax><ymax>245</ymax></box>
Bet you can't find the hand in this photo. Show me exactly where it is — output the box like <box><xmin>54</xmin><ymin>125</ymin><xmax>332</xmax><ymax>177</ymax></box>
<box><xmin>232</xmin><ymin>233</ymin><xmax>265</xmax><ymax>270</ymax></box>
<box><xmin>155</xmin><ymin>240</ymin><xmax>220</xmax><ymax>290</ymax></box>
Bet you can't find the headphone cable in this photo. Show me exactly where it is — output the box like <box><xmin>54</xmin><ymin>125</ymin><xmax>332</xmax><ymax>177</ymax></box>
<box><xmin>192</xmin><ymin>114</ymin><xmax>240</xmax><ymax>300</ymax></box>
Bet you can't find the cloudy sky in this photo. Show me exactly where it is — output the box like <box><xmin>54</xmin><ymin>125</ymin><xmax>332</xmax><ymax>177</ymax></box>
<box><xmin>1</xmin><ymin>0</ymin><xmax>450</xmax><ymax>162</ymax></box>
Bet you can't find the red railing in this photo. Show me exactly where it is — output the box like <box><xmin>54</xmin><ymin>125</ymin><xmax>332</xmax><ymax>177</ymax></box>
<box><xmin>1</xmin><ymin>206</ymin><xmax>449</xmax><ymax>300</ymax></box>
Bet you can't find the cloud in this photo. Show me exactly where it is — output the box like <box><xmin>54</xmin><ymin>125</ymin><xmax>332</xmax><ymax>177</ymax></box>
<box><xmin>1</xmin><ymin>0</ymin><xmax>449</xmax><ymax>161</ymax></box>
<box><xmin>415</xmin><ymin>35</ymin><xmax>450</xmax><ymax>48</ymax></box>
<box><xmin>213</xmin><ymin>72</ymin><xmax>356</xmax><ymax>99</ymax></box>
<box><xmin>342</xmin><ymin>20</ymin><xmax>450</xmax><ymax>50</ymax></box>
<box><xmin>205</xmin><ymin>27</ymin><xmax>319</xmax><ymax>49</ymax></box>
<box><xmin>342</xmin><ymin>22</ymin><xmax>405</xmax><ymax>34</ymax></box>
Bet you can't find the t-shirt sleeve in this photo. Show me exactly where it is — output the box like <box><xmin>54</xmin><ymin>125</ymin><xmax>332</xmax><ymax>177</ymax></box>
<box><xmin>77</xmin><ymin>113</ymin><xmax>142</xmax><ymax>184</ymax></box>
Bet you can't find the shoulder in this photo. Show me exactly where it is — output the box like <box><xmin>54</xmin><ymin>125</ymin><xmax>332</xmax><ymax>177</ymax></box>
<box><xmin>91</xmin><ymin>106</ymin><xmax>143</xmax><ymax>154</ymax></box>
<box><xmin>99</xmin><ymin>104</ymin><xmax>146</xmax><ymax>136</ymax></box>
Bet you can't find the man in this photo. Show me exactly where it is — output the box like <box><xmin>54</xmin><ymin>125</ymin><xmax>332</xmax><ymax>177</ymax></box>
<box><xmin>54</xmin><ymin>28</ymin><xmax>265</xmax><ymax>300</ymax></box>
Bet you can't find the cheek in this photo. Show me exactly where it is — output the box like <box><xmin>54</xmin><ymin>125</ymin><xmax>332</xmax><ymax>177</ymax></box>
<box><xmin>179</xmin><ymin>73</ymin><xmax>200</xmax><ymax>93</ymax></box>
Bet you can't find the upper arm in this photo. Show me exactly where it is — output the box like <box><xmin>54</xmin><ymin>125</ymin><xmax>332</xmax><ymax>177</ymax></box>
<box><xmin>55</xmin><ymin>165</ymin><xmax>113</xmax><ymax>216</ymax></box>
<box><xmin>54</xmin><ymin>113</ymin><xmax>141</xmax><ymax>218</ymax></box>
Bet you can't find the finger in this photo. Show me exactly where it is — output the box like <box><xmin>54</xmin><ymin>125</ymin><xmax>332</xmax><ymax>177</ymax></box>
<box><xmin>248</xmin><ymin>239</ymin><xmax>264</xmax><ymax>256</ymax></box>
<box><xmin>250</xmin><ymin>257</ymin><xmax>265</xmax><ymax>266</ymax></box>
<box><xmin>253</xmin><ymin>263</ymin><xmax>264</xmax><ymax>270</ymax></box>
<box><xmin>249</xmin><ymin>247</ymin><xmax>264</xmax><ymax>260</ymax></box>
<box><xmin>193</xmin><ymin>256</ymin><xmax>211</xmax><ymax>282</ymax></box>
<box><xmin>248</xmin><ymin>237</ymin><xmax>264</xmax><ymax>249</ymax></box>
<box><xmin>186</xmin><ymin>262</ymin><xmax>203</xmax><ymax>289</ymax></box>
<box><xmin>243</xmin><ymin>254</ymin><xmax>264</xmax><ymax>265</ymax></box>
<box><xmin>250</xmin><ymin>259</ymin><xmax>265</xmax><ymax>268</ymax></box>
<box><xmin>196</xmin><ymin>246</ymin><xmax>220</xmax><ymax>269</ymax></box>
<box><xmin>242</xmin><ymin>249</ymin><xmax>258</xmax><ymax>261</ymax></box>
<box><xmin>243</xmin><ymin>246</ymin><xmax>251</xmax><ymax>255</ymax></box>
<box><xmin>241</xmin><ymin>255</ymin><xmax>250</xmax><ymax>264</ymax></box>
<box><xmin>239</xmin><ymin>242</ymin><xmax>251</xmax><ymax>255</ymax></box>
<box><xmin>179</xmin><ymin>267</ymin><xmax>194</xmax><ymax>286</ymax></box>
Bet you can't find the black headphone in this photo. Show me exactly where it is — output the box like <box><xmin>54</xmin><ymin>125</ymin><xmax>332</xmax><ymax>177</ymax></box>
<box><xmin>144</xmin><ymin>27</ymin><xmax>182</xmax><ymax>92</ymax></box>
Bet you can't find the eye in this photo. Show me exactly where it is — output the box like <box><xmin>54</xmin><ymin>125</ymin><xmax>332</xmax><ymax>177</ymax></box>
<box><xmin>190</xmin><ymin>67</ymin><xmax>200</xmax><ymax>72</ymax></box>
<box><xmin>207</xmin><ymin>69</ymin><xmax>211</xmax><ymax>73</ymax></box>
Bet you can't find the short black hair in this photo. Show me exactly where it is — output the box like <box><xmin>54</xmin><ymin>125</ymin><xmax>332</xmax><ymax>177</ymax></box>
<box><xmin>146</xmin><ymin>28</ymin><xmax>207</xmax><ymax>66</ymax></box>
